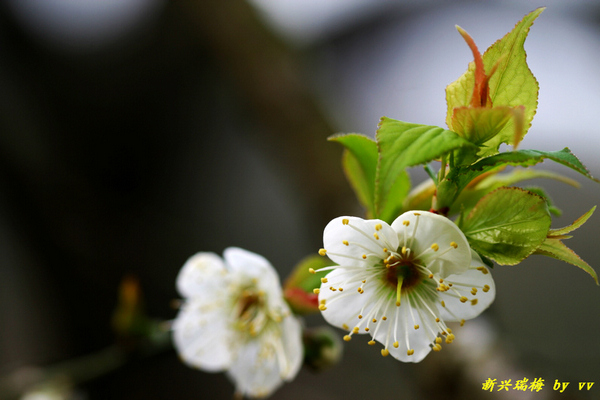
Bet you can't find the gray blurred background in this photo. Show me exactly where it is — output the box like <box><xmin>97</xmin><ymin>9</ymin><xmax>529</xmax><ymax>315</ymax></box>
<box><xmin>0</xmin><ymin>0</ymin><xmax>599</xmax><ymax>399</ymax></box>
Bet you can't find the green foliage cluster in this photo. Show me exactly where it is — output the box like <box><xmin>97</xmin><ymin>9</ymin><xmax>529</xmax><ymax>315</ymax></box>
<box><xmin>327</xmin><ymin>8</ymin><xmax>598</xmax><ymax>284</ymax></box>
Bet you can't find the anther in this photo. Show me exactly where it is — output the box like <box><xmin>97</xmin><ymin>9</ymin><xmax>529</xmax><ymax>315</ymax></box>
<box><xmin>471</xmin><ymin>299</ymin><xmax>478</xmax><ymax>306</ymax></box>
<box><xmin>353</xmin><ymin>327</ymin><xmax>359</xmax><ymax>334</ymax></box>
<box><xmin>401</xmin><ymin>246</ymin><xmax>407</xmax><ymax>255</ymax></box>
<box><xmin>403</xmin><ymin>220</ymin><xmax>410</xmax><ymax>226</ymax></box>
<box><xmin>435</xmin><ymin>337</ymin><xmax>442</xmax><ymax>344</ymax></box>
<box><xmin>477</xmin><ymin>266</ymin><xmax>489</xmax><ymax>274</ymax></box>
<box><xmin>414</xmin><ymin>325</ymin><xmax>419</xmax><ymax>330</ymax></box>
<box><xmin>372</xmin><ymin>318</ymin><xmax>377</xmax><ymax>323</ymax></box>
<box><xmin>364</xmin><ymin>327</ymin><xmax>370</xmax><ymax>332</ymax></box>
<box><xmin>375</xmin><ymin>224</ymin><xmax>382</xmax><ymax>231</ymax></box>
<box><xmin>313</xmin><ymin>288</ymin><xmax>320</xmax><ymax>294</ymax></box>
<box><xmin>435</xmin><ymin>318</ymin><xmax>440</xmax><ymax>323</ymax></box>
<box><xmin>471</xmin><ymin>288</ymin><xmax>477</xmax><ymax>295</ymax></box>
<box><xmin>429</xmin><ymin>274</ymin><xmax>434</xmax><ymax>279</ymax></box>
<box><xmin>431</xmin><ymin>243</ymin><xmax>439</xmax><ymax>252</ymax></box>
<box><xmin>318</xmin><ymin>248</ymin><xmax>327</xmax><ymax>256</ymax></box>
<box><xmin>407</xmin><ymin>349</ymin><xmax>414</xmax><ymax>356</ymax></box>
<box><xmin>358</xmin><ymin>315</ymin><xmax>363</xmax><ymax>319</ymax></box>
<box><xmin>433</xmin><ymin>344</ymin><xmax>442</xmax><ymax>352</ymax></box>
<box><xmin>321</xmin><ymin>277</ymin><xmax>328</xmax><ymax>283</ymax></box>
<box><xmin>342</xmin><ymin>324</ymin><xmax>349</xmax><ymax>330</ymax></box>
<box><xmin>339</xmin><ymin>287</ymin><xmax>343</xmax><ymax>291</ymax></box>
<box><xmin>383</xmin><ymin>247</ymin><xmax>388</xmax><ymax>253</ymax></box>
<box><xmin>368</xmin><ymin>340</ymin><xmax>376</xmax><ymax>345</ymax></box>
<box><xmin>381</xmin><ymin>349</ymin><xmax>389</xmax><ymax>357</ymax></box>
<box><xmin>459</xmin><ymin>296</ymin><xmax>468</xmax><ymax>303</ymax></box>
<box><xmin>393</xmin><ymin>341</ymin><xmax>399</xmax><ymax>348</ymax></box>
<box><xmin>450</xmin><ymin>241</ymin><xmax>458</xmax><ymax>248</ymax></box>
<box><xmin>309</xmin><ymin>268</ymin><xmax>316</xmax><ymax>274</ymax></box>
<box><xmin>342</xmin><ymin>240</ymin><xmax>349</xmax><ymax>246</ymax></box>
<box><xmin>343</xmin><ymin>335</ymin><xmax>352</xmax><ymax>341</ymax></box>
<box><xmin>441</xmin><ymin>301</ymin><xmax>446</xmax><ymax>307</ymax></box>
<box><xmin>483</xmin><ymin>284</ymin><xmax>490</xmax><ymax>292</ymax></box>
<box><xmin>362</xmin><ymin>254</ymin><xmax>367</xmax><ymax>259</ymax></box>
<box><xmin>318</xmin><ymin>304</ymin><xmax>327</xmax><ymax>311</ymax></box>
<box><xmin>373</xmin><ymin>233</ymin><xmax>379</xmax><ymax>240</ymax></box>
<box><xmin>329</xmin><ymin>287</ymin><xmax>336</xmax><ymax>291</ymax></box>
<box><xmin>342</xmin><ymin>219</ymin><xmax>349</xmax><ymax>225</ymax></box>
<box><xmin>382</xmin><ymin>316</ymin><xmax>387</xmax><ymax>321</ymax></box>
<box><xmin>460</xmin><ymin>319</ymin><xmax>465</xmax><ymax>326</ymax></box>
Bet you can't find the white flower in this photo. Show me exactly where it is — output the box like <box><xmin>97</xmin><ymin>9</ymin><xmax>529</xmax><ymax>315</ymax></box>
<box><xmin>314</xmin><ymin>211</ymin><xmax>495</xmax><ymax>362</ymax></box>
<box><xmin>173</xmin><ymin>247</ymin><xmax>303</xmax><ymax>398</ymax></box>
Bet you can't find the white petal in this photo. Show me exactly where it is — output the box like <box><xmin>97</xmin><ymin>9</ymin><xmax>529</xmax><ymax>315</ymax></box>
<box><xmin>172</xmin><ymin>297</ymin><xmax>234</xmax><ymax>372</ymax></box>
<box><xmin>277</xmin><ymin>315</ymin><xmax>304</xmax><ymax>381</ymax></box>
<box><xmin>176</xmin><ymin>252</ymin><xmax>227</xmax><ymax>298</ymax></box>
<box><xmin>323</xmin><ymin>216</ymin><xmax>397</xmax><ymax>267</ymax></box>
<box><xmin>373</xmin><ymin>294</ymin><xmax>435</xmax><ymax>363</ymax></box>
<box><xmin>223</xmin><ymin>247</ymin><xmax>283</xmax><ymax>301</ymax></box>
<box><xmin>227</xmin><ymin>318</ymin><xmax>301</xmax><ymax>398</ymax></box>
<box><xmin>318</xmin><ymin>268</ymin><xmax>378</xmax><ymax>332</ymax></box>
<box><xmin>391</xmin><ymin>211</ymin><xmax>471</xmax><ymax>277</ymax></box>
<box><xmin>437</xmin><ymin>251</ymin><xmax>496</xmax><ymax>322</ymax></box>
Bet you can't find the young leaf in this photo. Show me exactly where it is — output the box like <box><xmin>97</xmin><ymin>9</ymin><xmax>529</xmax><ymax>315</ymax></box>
<box><xmin>536</xmin><ymin>239</ymin><xmax>598</xmax><ymax>285</ymax></box>
<box><xmin>461</xmin><ymin>187</ymin><xmax>551</xmax><ymax>265</ymax></box>
<box><xmin>534</xmin><ymin>206</ymin><xmax>597</xmax><ymax>284</ymax></box>
<box><xmin>446</xmin><ymin>8</ymin><xmax>543</xmax><ymax>154</ymax></box>
<box><xmin>375</xmin><ymin>117</ymin><xmax>476</xmax><ymax>215</ymax></box>
<box><xmin>329</xmin><ymin>134</ymin><xmax>378</xmax><ymax>216</ymax></box>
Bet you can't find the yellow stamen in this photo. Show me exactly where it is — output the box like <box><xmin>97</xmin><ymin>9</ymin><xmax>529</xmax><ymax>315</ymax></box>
<box><xmin>342</xmin><ymin>240</ymin><xmax>349</xmax><ymax>246</ymax></box>
<box><xmin>381</xmin><ymin>349</ymin><xmax>389</xmax><ymax>357</ymax></box>
<box><xmin>362</xmin><ymin>254</ymin><xmax>367</xmax><ymax>259</ymax></box>
<box><xmin>373</xmin><ymin>233</ymin><xmax>379</xmax><ymax>240</ymax></box>
<box><xmin>309</xmin><ymin>268</ymin><xmax>316</xmax><ymax>274</ymax></box>
<box><xmin>402</xmin><ymin>220</ymin><xmax>410</xmax><ymax>226</ymax></box>
<box><xmin>375</xmin><ymin>223</ymin><xmax>382</xmax><ymax>231</ymax></box>
<box><xmin>471</xmin><ymin>299</ymin><xmax>479</xmax><ymax>306</ymax></box>
<box><xmin>483</xmin><ymin>284</ymin><xmax>490</xmax><ymax>292</ymax></box>
<box><xmin>414</xmin><ymin>324</ymin><xmax>419</xmax><ymax>330</ymax></box>
<box><xmin>393</xmin><ymin>341</ymin><xmax>399</xmax><ymax>348</ymax></box>
<box><xmin>321</xmin><ymin>277</ymin><xmax>328</xmax><ymax>283</ymax></box>
<box><xmin>318</xmin><ymin>248</ymin><xmax>327</xmax><ymax>256</ymax></box>
<box><xmin>459</xmin><ymin>296</ymin><xmax>468</xmax><ymax>303</ymax></box>
<box><xmin>407</xmin><ymin>349</ymin><xmax>414</xmax><ymax>356</ymax></box>
<box><xmin>313</xmin><ymin>288</ymin><xmax>320</xmax><ymax>294</ymax></box>
<box><xmin>431</xmin><ymin>243</ymin><xmax>439</xmax><ymax>252</ymax></box>
<box><xmin>368</xmin><ymin>340</ymin><xmax>376</xmax><ymax>346</ymax></box>
<box><xmin>450</xmin><ymin>241</ymin><xmax>458</xmax><ymax>248</ymax></box>
<box><xmin>318</xmin><ymin>304</ymin><xmax>327</xmax><ymax>311</ymax></box>
<box><xmin>343</xmin><ymin>335</ymin><xmax>352</xmax><ymax>341</ymax></box>
<box><xmin>342</xmin><ymin>219</ymin><xmax>349</xmax><ymax>225</ymax></box>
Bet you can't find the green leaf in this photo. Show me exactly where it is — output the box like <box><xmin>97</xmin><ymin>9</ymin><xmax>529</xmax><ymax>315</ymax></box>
<box><xmin>378</xmin><ymin>170</ymin><xmax>410</xmax><ymax>223</ymax></box>
<box><xmin>438</xmin><ymin>148</ymin><xmax>598</xmax><ymax>210</ymax></box>
<box><xmin>446</xmin><ymin>8</ymin><xmax>543</xmax><ymax>153</ymax></box>
<box><xmin>522</xmin><ymin>187</ymin><xmax>561</xmax><ymax>216</ymax></box>
<box><xmin>329</xmin><ymin>134</ymin><xmax>378</xmax><ymax>216</ymax></box>
<box><xmin>536</xmin><ymin>239</ymin><xmax>598</xmax><ymax>285</ymax></box>
<box><xmin>375</xmin><ymin>117</ymin><xmax>476</xmax><ymax>215</ymax></box>
<box><xmin>450</xmin><ymin>168</ymin><xmax>579</xmax><ymax>216</ymax></box>
<box><xmin>548</xmin><ymin>205</ymin><xmax>595</xmax><ymax>236</ymax></box>
<box><xmin>534</xmin><ymin>206</ymin><xmax>598</xmax><ymax>284</ymax></box>
<box><xmin>462</xmin><ymin>187</ymin><xmax>551</xmax><ymax>265</ymax></box>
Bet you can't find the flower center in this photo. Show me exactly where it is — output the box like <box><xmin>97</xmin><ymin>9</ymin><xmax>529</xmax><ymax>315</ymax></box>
<box><xmin>234</xmin><ymin>288</ymin><xmax>268</xmax><ymax>336</ymax></box>
<box><xmin>384</xmin><ymin>255</ymin><xmax>423</xmax><ymax>292</ymax></box>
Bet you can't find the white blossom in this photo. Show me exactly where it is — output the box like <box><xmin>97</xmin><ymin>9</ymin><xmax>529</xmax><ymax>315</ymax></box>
<box><xmin>173</xmin><ymin>247</ymin><xmax>303</xmax><ymax>398</ymax></box>
<box><xmin>314</xmin><ymin>211</ymin><xmax>495</xmax><ymax>362</ymax></box>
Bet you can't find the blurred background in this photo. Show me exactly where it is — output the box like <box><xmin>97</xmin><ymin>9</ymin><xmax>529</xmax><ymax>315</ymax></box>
<box><xmin>0</xmin><ymin>0</ymin><xmax>599</xmax><ymax>399</ymax></box>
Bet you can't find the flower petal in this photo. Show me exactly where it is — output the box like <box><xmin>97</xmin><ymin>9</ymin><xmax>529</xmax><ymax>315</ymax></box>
<box><xmin>391</xmin><ymin>211</ymin><xmax>471</xmax><ymax>277</ymax></box>
<box><xmin>176</xmin><ymin>252</ymin><xmax>227</xmax><ymax>298</ymax></box>
<box><xmin>223</xmin><ymin>247</ymin><xmax>283</xmax><ymax>301</ymax></box>
<box><xmin>318</xmin><ymin>268</ymin><xmax>377</xmax><ymax>332</ymax></box>
<box><xmin>323</xmin><ymin>216</ymin><xmax>397</xmax><ymax>267</ymax></box>
<box><xmin>437</xmin><ymin>250</ymin><xmax>496</xmax><ymax>322</ymax></box>
<box><xmin>172</xmin><ymin>297</ymin><xmax>234</xmax><ymax>372</ymax></box>
<box><xmin>227</xmin><ymin>316</ymin><xmax>302</xmax><ymax>398</ymax></box>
